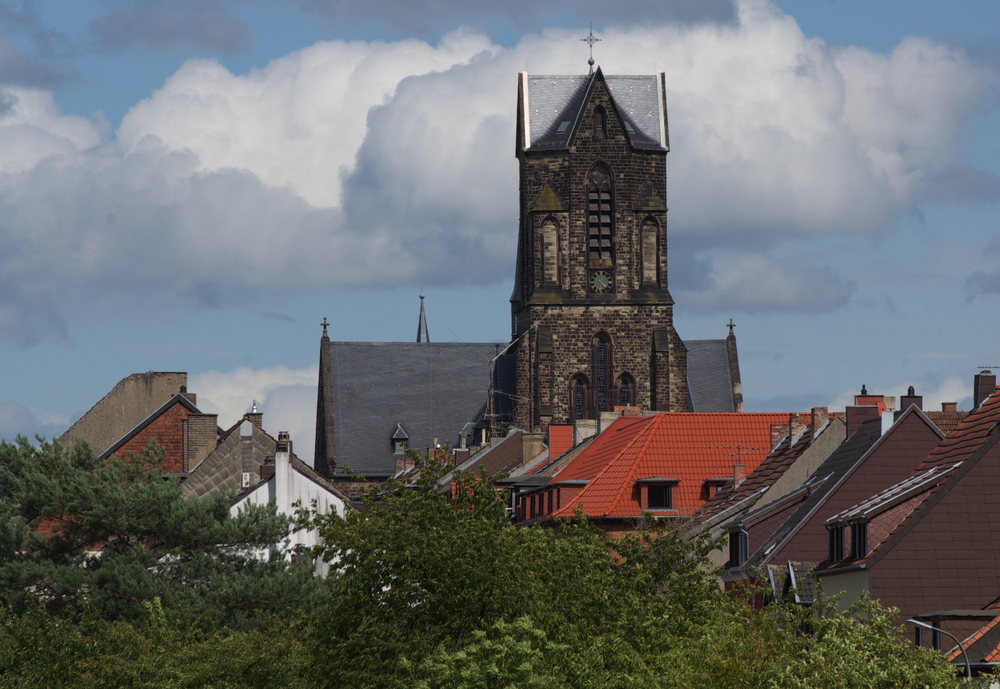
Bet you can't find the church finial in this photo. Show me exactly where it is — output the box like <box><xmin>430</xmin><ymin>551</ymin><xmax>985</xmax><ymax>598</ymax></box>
<box><xmin>321</xmin><ymin>317</ymin><xmax>329</xmax><ymax>338</ymax></box>
<box><xmin>727</xmin><ymin>318</ymin><xmax>735</xmax><ymax>336</ymax></box>
<box><xmin>417</xmin><ymin>294</ymin><xmax>430</xmax><ymax>343</ymax></box>
<box><xmin>581</xmin><ymin>22</ymin><xmax>600</xmax><ymax>74</ymax></box>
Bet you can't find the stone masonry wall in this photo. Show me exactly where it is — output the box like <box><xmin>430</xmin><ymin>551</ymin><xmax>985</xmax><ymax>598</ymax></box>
<box><xmin>512</xmin><ymin>75</ymin><xmax>686</xmax><ymax>432</ymax></box>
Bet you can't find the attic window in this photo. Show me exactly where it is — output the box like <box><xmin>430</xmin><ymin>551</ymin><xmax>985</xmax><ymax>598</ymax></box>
<box><xmin>849</xmin><ymin>522</ymin><xmax>868</xmax><ymax>559</ymax></box>
<box><xmin>623</xmin><ymin>121</ymin><xmax>635</xmax><ymax>134</ymax></box>
<box><xmin>556</xmin><ymin>120</ymin><xmax>570</xmax><ymax>134</ymax></box>
<box><xmin>828</xmin><ymin>525</ymin><xmax>845</xmax><ymax>562</ymax></box>
<box><xmin>648</xmin><ymin>485</ymin><xmax>671</xmax><ymax>509</ymax></box>
<box><xmin>728</xmin><ymin>530</ymin><xmax>749</xmax><ymax>568</ymax></box>
<box><xmin>635</xmin><ymin>477</ymin><xmax>679</xmax><ymax>510</ymax></box>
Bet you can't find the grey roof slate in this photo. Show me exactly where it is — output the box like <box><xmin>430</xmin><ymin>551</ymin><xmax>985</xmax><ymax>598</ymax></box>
<box><xmin>522</xmin><ymin>71</ymin><xmax>667</xmax><ymax>152</ymax></box>
<box><xmin>327</xmin><ymin>341</ymin><xmax>501</xmax><ymax>478</ymax></box>
<box><xmin>686</xmin><ymin>339</ymin><xmax>736</xmax><ymax>412</ymax></box>
<box><xmin>183</xmin><ymin>418</ymin><xmax>276</xmax><ymax>500</ymax></box>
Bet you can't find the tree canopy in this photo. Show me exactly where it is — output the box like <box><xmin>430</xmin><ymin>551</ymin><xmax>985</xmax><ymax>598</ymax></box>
<box><xmin>0</xmin><ymin>436</ymin><xmax>326</xmax><ymax>629</ymax></box>
<box><xmin>0</xmin><ymin>441</ymin><xmax>962</xmax><ymax>688</ymax></box>
<box><xmin>301</xmin><ymin>455</ymin><xmax>960</xmax><ymax>689</ymax></box>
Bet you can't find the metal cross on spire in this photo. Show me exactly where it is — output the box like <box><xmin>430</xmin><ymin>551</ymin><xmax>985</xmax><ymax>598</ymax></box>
<box><xmin>581</xmin><ymin>22</ymin><xmax>600</xmax><ymax>74</ymax></box>
<box><xmin>321</xmin><ymin>317</ymin><xmax>329</xmax><ymax>338</ymax></box>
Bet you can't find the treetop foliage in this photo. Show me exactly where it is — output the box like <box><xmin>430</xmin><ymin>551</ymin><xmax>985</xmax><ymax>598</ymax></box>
<box><xmin>0</xmin><ymin>440</ymin><xmax>962</xmax><ymax>688</ymax></box>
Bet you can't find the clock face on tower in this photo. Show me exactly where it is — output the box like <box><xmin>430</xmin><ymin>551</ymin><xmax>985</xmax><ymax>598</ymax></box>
<box><xmin>590</xmin><ymin>270</ymin><xmax>613</xmax><ymax>294</ymax></box>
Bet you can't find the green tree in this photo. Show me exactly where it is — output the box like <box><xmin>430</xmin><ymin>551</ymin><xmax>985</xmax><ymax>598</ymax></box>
<box><xmin>0</xmin><ymin>437</ymin><xmax>327</xmax><ymax>630</ymax></box>
<box><xmin>302</xmin><ymin>454</ymin><xmax>961</xmax><ymax>689</ymax></box>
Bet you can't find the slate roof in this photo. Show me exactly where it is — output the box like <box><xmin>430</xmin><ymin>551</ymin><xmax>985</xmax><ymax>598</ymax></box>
<box><xmin>183</xmin><ymin>417</ymin><xmax>277</xmax><ymax>499</ymax></box>
<box><xmin>520</xmin><ymin>70</ymin><xmax>667</xmax><ymax>152</ymax></box>
<box><xmin>686</xmin><ymin>339</ymin><xmax>738</xmax><ymax>412</ymax></box>
<box><xmin>325</xmin><ymin>341</ymin><xmax>500</xmax><ymax>479</ymax></box>
<box><xmin>547</xmin><ymin>412</ymin><xmax>788</xmax><ymax>518</ymax></box>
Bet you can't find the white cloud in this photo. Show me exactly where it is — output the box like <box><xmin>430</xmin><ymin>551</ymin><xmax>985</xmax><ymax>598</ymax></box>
<box><xmin>190</xmin><ymin>365</ymin><xmax>317</xmax><ymax>463</ymax></box>
<box><xmin>0</xmin><ymin>2</ymin><xmax>995</xmax><ymax>341</ymax></box>
<box><xmin>0</xmin><ymin>400</ymin><xmax>70</xmax><ymax>443</ymax></box>
<box><xmin>679</xmin><ymin>253</ymin><xmax>854</xmax><ymax>312</ymax></box>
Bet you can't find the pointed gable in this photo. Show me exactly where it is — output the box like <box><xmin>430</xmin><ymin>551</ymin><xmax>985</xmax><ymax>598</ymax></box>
<box><xmin>518</xmin><ymin>69</ymin><xmax>668</xmax><ymax>153</ymax></box>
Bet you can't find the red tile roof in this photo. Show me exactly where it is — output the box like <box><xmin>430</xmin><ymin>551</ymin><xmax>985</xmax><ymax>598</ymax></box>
<box><xmin>550</xmin><ymin>412</ymin><xmax>789</xmax><ymax>518</ymax></box>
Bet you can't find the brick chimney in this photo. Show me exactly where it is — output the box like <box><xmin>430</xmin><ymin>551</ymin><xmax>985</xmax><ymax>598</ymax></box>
<box><xmin>846</xmin><ymin>405</ymin><xmax>880</xmax><ymax>437</ymax></box>
<box><xmin>941</xmin><ymin>402</ymin><xmax>957</xmax><ymax>412</ymax></box>
<box><xmin>770</xmin><ymin>424</ymin><xmax>786</xmax><ymax>449</ymax></box>
<box><xmin>899</xmin><ymin>386</ymin><xmax>922</xmax><ymax>411</ymax></box>
<box><xmin>244</xmin><ymin>400</ymin><xmax>263</xmax><ymax>428</ymax></box>
<box><xmin>733</xmin><ymin>462</ymin><xmax>746</xmax><ymax>487</ymax></box>
<box><xmin>974</xmin><ymin>370</ymin><xmax>996</xmax><ymax>409</ymax></box>
<box><xmin>788</xmin><ymin>413</ymin><xmax>806</xmax><ymax>446</ymax></box>
<box><xmin>548</xmin><ymin>424</ymin><xmax>574</xmax><ymax>460</ymax></box>
<box><xmin>811</xmin><ymin>407</ymin><xmax>829</xmax><ymax>436</ymax></box>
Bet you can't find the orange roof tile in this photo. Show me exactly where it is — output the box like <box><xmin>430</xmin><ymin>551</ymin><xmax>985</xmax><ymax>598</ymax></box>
<box><xmin>551</xmin><ymin>412</ymin><xmax>789</xmax><ymax>518</ymax></box>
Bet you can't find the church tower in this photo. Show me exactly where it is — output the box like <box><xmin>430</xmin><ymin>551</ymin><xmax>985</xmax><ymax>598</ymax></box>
<box><xmin>510</xmin><ymin>68</ymin><xmax>691</xmax><ymax>432</ymax></box>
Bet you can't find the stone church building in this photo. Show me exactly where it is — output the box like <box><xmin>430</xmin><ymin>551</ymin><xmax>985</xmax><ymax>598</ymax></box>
<box><xmin>315</xmin><ymin>67</ymin><xmax>743</xmax><ymax>481</ymax></box>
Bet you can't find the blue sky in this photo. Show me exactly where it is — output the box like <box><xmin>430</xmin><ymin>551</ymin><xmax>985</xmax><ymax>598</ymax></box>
<box><xmin>3</xmin><ymin>0</ymin><xmax>1000</xmax><ymax>461</ymax></box>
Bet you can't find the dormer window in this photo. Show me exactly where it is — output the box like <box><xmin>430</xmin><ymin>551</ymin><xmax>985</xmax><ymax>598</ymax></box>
<box><xmin>392</xmin><ymin>423</ymin><xmax>409</xmax><ymax>455</ymax></box>
<box><xmin>828</xmin><ymin>525</ymin><xmax>845</xmax><ymax>562</ymax></box>
<box><xmin>636</xmin><ymin>477</ymin><xmax>679</xmax><ymax>511</ymax></box>
<box><xmin>849</xmin><ymin>521</ymin><xmax>868</xmax><ymax>560</ymax></box>
<box><xmin>728</xmin><ymin>529</ymin><xmax>749</xmax><ymax>568</ymax></box>
<box><xmin>702</xmin><ymin>477</ymin><xmax>731</xmax><ymax>500</ymax></box>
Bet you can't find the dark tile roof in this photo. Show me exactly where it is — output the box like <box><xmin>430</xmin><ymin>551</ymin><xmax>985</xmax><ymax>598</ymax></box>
<box><xmin>522</xmin><ymin>70</ymin><xmax>667</xmax><ymax>152</ymax></box>
<box><xmin>917</xmin><ymin>388</ymin><xmax>1000</xmax><ymax>470</ymax></box>
<box><xmin>740</xmin><ymin>418</ymin><xmax>883</xmax><ymax>570</ymax></box>
<box><xmin>696</xmin><ymin>423</ymin><xmax>811</xmax><ymax>524</ymax></box>
<box><xmin>824</xmin><ymin>387</ymin><xmax>1000</xmax><ymax>570</ymax></box>
<box><xmin>327</xmin><ymin>341</ymin><xmax>500</xmax><ymax>478</ymax></box>
<box><xmin>686</xmin><ymin>339</ymin><xmax>737</xmax><ymax>412</ymax></box>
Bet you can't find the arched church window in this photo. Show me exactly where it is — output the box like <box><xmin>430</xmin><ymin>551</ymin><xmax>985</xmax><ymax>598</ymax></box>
<box><xmin>592</xmin><ymin>332</ymin><xmax>613</xmax><ymax>414</ymax></box>
<box><xmin>593</xmin><ymin>106</ymin><xmax>607</xmax><ymax>140</ymax></box>
<box><xmin>587</xmin><ymin>164</ymin><xmax>614</xmax><ymax>271</ymax></box>
<box><xmin>570</xmin><ymin>374</ymin><xmax>590</xmax><ymax>421</ymax></box>
<box><xmin>617</xmin><ymin>373</ymin><xmax>636</xmax><ymax>408</ymax></box>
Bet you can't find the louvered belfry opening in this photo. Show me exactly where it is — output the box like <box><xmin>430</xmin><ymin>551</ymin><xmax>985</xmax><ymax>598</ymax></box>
<box><xmin>587</xmin><ymin>164</ymin><xmax>614</xmax><ymax>269</ymax></box>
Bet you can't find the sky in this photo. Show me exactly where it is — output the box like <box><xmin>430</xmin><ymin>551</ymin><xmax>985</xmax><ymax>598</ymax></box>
<box><xmin>3</xmin><ymin>0</ymin><xmax>1000</xmax><ymax>463</ymax></box>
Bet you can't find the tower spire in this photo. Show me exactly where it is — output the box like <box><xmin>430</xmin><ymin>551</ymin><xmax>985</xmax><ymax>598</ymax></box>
<box><xmin>416</xmin><ymin>293</ymin><xmax>430</xmax><ymax>343</ymax></box>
